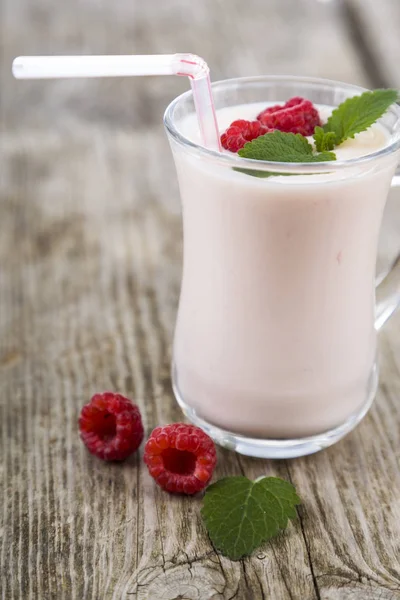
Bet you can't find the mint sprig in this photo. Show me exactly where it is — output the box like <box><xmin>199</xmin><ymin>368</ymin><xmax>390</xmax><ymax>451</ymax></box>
<box><xmin>201</xmin><ymin>476</ymin><xmax>301</xmax><ymax>560</ymax></box>
<box><xmin>233</xmin><ymin>88</ymin><xmax>398</xmax><ymax>178</ymax></box>
<box><xmin>322</xmin><ymin>88</ymin><xmax>398</xmax><ymax>146</ymax></box>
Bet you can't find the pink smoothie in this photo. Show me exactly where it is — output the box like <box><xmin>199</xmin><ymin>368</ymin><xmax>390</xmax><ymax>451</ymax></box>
<box><xmin>170</xmin><ymin>103</ymin><xmax>397</xmax><ymax>438</ymax></box>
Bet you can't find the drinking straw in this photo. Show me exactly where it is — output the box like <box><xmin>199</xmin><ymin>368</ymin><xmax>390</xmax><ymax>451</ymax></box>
<box><xmin>12</xmin><ymin>53</ymin><xmax>221</xmax><ymax>150</ymax></box>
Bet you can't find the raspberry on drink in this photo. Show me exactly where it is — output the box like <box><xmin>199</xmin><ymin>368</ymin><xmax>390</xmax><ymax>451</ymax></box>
<box><xmin>221</xmin><ymin>119</ymin><xmax>273</xmax><ymax>152</ymax></box>
<box><xmin>257</xmin><ymin>96</ymin><xmax>321</xmax><ymax>136</ymax></box>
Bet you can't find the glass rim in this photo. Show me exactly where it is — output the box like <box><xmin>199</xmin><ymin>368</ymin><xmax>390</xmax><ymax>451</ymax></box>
<box><xmin>163</xmin><ymin>74</ymin><xmax>400</xmax><ymax>174</ymax></box>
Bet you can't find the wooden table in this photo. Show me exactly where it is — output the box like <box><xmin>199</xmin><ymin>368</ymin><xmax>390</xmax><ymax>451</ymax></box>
<box><xmin>1</xmin><ymin>1</ymin><xmax>400</xmax><ymax>598</ymax></box>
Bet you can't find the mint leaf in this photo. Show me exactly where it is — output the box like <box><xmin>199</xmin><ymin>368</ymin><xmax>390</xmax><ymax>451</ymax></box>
<box><xmin>233</xmin><ymin>167</ymin><xmax>291</xmax><ymax>178</ymax></box>
<box><xmin>201</xmin><ymin>476</ymin><xmax>301</xmax><ymax>560</ymax></box>
<box><xmin>323</xmin><ymin>88</ymin><xmax>398</xmax><ymax>145</ymax></box>
<box><xmin>238</xmin><ymin>130</ymin><xmax>336</xmax><ymax>164</ymax></box>
<box><xmin>313</xmin><ymin>126</ymin><xmax>336</xmax><ymax>152</ymax></box>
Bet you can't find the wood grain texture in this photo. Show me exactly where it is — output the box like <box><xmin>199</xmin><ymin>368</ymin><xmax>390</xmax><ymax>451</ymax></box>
<box><xmin>1</xmin><ymin>1</ymin><xmax>400</xmax><ymax>599</ymax></box>
<box><xmin>345</xmin><ymin>0</ymin><xmax>400</xmax><ymax>88</ymax></box>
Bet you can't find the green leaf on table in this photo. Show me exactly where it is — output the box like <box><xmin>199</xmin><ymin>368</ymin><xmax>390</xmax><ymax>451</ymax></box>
<box><xmin>201</xmin><ymin>476</ymin><xmax>301</xmax><ymax>560</ymax></box>
<box><xmin>323</xmin><ymin>88</ymin><xmax>398</xmax><ymax>145</ymax></box>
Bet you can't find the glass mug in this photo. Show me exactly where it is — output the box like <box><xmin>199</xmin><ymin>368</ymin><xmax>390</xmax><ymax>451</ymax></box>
<box><xmin>164</xmin><ymin>76</ymin><xmax>400</xmax><ymax>458</ymax></box>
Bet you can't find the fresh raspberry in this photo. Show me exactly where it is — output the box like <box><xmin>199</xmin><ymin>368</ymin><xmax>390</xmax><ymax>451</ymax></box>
<box><xmin>79</xmin><ymin>392</ymin><xmax>144</xmax><ymax>461</ymax></box>
<box><xmin>144</xmin><ymin>423</ymin><xmax>217</xmax><ymax>495</ymax></box>
<box><xmin>221</xmin><ymin>119</ymin><xmax>273</xmax><ymax>152</ymax></box>
<box><xmin>257</xmin><ymin>97</ymin><xmax>321</xmax><ymax>136</ymax></box>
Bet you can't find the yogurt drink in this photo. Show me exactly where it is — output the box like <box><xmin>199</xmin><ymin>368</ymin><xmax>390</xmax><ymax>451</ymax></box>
<box><xmin>165</xmin><ymin>83</ymin><xmax>400</xmax><ymax>451</ymax></box>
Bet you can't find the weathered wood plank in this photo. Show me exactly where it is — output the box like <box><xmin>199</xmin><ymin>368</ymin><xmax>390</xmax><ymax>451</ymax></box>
<box><xmin>1</xmin><ymin>0</ymin><xmax>400</xmax><ymax>599</ymax></box>
<box><xmin>345</xmin><ymin>0</ymin><xmax>400</xmax><ymax>88</ymax></box>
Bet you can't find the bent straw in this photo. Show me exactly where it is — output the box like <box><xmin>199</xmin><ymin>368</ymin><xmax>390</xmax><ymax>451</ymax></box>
<box><xmin>12</xmin><ymin>53</ymin><xmax>221</xmax><ymax>150</ymax></box>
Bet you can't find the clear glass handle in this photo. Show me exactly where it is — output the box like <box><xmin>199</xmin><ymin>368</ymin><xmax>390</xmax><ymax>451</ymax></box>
<box><xmin>391</xmin><ymin>167</ymin><xmax>400</xmax><ymax>189</ymax></box>
<box><xmin>375</xmin><ymin>166</ymin><xmax>400</xmax><ymax>330</ymax></box>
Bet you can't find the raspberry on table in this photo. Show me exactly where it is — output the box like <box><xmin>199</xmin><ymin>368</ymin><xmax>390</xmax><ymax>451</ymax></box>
<box><xmin>221</xmin><ymin>119</ymin><xmax>273</xmax><ymax>152</ymax></box>
<box><xmin>79</xmin><ymin>392</ymin><xmax>144</xmax><ymax>461</ymax></box>
<box><xmin>257</xmin><ymin>96</ymin><xmax>321</xmax><ymax>136</ymax></box>
<box><xmin>144</xmin><ymin>423</ymin><xmax>217</xmax><ymax>495</ymax></box>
